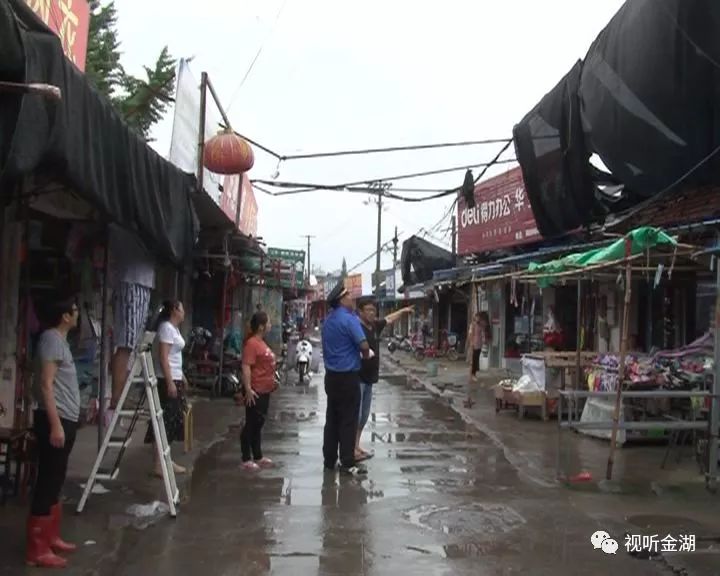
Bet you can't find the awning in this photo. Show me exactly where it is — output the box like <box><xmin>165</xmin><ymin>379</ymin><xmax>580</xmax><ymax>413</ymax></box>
<box><xmin>400</xmin><ymin>236</ymin><xmax>455</xmax><ymax>287</ymax></box>
<box><xmin>0</xmin><ymin>1</ymin><xmax>198</xmax><ymax>264</ymax></box>
<box><xmin>193</xmin><ymin>192</ymin><xmax>235</xmax><ymax>233</ymax></box>
<box><xmin>527</xmin><ymin>227</ymin><xmax>676</xmax><ymax>288</ymax></box>
<box><xmin>513</xmin><ymin>0</ymin><xmax>720</xmax><ymax>238</ymax></box>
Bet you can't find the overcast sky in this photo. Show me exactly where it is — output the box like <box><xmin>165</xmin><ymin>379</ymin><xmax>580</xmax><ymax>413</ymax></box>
<box><xmin>114</xmin><ymin>0</ymin><xmax>625</xmax><ymax>279</ymax></box>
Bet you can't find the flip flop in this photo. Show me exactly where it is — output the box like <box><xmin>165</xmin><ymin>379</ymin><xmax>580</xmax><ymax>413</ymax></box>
<box><xmin>355</xmin><ymin>452</ymin><xmax>374</xmax><ymax>462</ymax></box>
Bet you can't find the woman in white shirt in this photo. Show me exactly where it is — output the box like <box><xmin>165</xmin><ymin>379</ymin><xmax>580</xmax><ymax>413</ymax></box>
<box><xmin>144</xmin><ymin>300</ymin><xmax>188</xmax><ymax>477</ymax></box>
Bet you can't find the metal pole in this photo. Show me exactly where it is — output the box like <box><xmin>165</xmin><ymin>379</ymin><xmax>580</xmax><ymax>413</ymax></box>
<box><xmin>392</xmin><ymin>226</ymin><xmax>399</xmax><ymax>269</ymax></box>
<box><xmin>575</xmin><ymin>280</ymin><xmax>582</xmax><ymax>389</ymax></box>
<box><xmin>451</xmin><ymin>214</ymin><xmax>457</xmax><ymax>259</ymax></box>
<box><xmin>307</xmin><ymin>235</ymin><xmax>312</xmax><ymax>281</ymax></box>
<box><xmin>217</xmin><ymin>265</ymin><xmax>228</xmax><ymax>397</ymax></box>
<box><xmin>606</xmin><ymin>239</ymin><xmax>633</xmax><ymax>480</ymax></box>
<box><xmin>709</xmin><ymin>263</ymin><xmax>720</xmax><ymax>490</ymax></box>
<box><xmin>97</xmin><ymin>228</ymin><xmax>110</xmax><ymax>451</ymax></box>
<box><xmin>21</xmin><ymin>200</ymin><xmax>31</xmax><ymax>429</ymax></box>
<box><xmin>196</xmin><ymin>72</ymin><xmax>208</xmax><ymax>193</ymax></box>
<box><xmin>205</xmin><ymin>75</ymin><xmax>233</xmax><ymax>130</ymax></box>
<box><xmin>300</xmin><ymin>235</ymin><xmax>315</xmax><ymax>285</ymax></box>
<box><xmin>375</xmin><ymin>187</ymin><xmax>383</xmax><ymax>296</ymax></box>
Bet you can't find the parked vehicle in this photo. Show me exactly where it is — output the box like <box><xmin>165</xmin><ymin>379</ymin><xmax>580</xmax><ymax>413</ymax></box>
<box><xmin>294</xmin><ymin>338</ymin><xmax>313</xmax><ymax>385</ymax></box>
<box><xmin>387</xmin><ymin>333</ymin><xmax>412</xmax><ymax>353</ymax></box>
<box><xmin>414</xmin><ymin>329</ymin><xmax>459</xmax><ymax>362</ymax></box>
<box><xmin>184</xmin><ymin>326</ymin><xmax>241</xmax><ymax>396</ymax></box>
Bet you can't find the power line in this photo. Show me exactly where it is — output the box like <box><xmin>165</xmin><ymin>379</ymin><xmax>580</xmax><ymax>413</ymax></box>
<box><xmin>227</xmin><ymin>0</ymin><xmax>288</xmax><ymax>111</ymax></box>
<box><xmin>281</xmin><ymin>137</ymin><xmax>513</xmax><ymax>160</ymax></box>
<box><xmin>348</xmin><ymin>237</ymin><xmax>397</xmax><ymax>273</ymax></box>
<box><xmin>231</xmin><ymin>132</ymin><xmax>516</xmax><ymax>163</ymax></box>
<box><xmin>252</xmin><ymin>157</ymin><xmax>517</xmax><ymax>194</ymax></box>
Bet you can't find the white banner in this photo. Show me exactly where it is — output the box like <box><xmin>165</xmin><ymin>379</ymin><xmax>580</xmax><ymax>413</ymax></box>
<box><xmin>168</xmin><ymin>59</ymin><xmax>228</xmax><ymax>206</ymax></box>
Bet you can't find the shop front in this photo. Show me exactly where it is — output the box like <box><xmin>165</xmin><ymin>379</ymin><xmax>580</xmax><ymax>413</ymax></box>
<box><xmin>0</xmin><ymin>4</ymin><xmax>198</xmax><ymax>433</ymax></box>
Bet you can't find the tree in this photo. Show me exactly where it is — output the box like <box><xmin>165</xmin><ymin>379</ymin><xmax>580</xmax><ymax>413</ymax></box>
<box><xmin>85</xmin><ymin>0</ymin><xmax>176</xmax><ymax>140</ymax></box>
<box><xmin>341</xmin><ymin>258</ymin><xmax>348</xmax><ymax>278</ymax></box>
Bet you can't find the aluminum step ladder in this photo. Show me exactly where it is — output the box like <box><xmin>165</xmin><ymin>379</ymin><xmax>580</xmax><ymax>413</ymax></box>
<box><xmin>77</xmin><ymin>331</ymin><xmax>179</xmax><ymax>516</ymax></box>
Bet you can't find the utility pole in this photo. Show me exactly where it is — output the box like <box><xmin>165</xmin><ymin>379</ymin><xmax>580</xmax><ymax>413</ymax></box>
<box><xmin>392</xmin><ymin>226</ymin><xmax>399</xmax><ymax>269</ymax></box>
<box><xmin>300</xmin><ymin>234</ymin><xmax>315</xmax><ymax>285</ymax></box>
<box><xmin>369</xmin><ymin>182</ymin><xmax>391</xmax><ymax>297</ymax></box>
<box><xmin>451</xmin><ymin>214</ymin><xmax>457</xmax><ymax>259</ymax></box>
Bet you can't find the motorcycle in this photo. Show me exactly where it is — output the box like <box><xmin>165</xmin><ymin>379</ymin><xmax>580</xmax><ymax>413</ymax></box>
<box><xmin>414</xmin><ymin>330</ymin><xmax>459</xmax><ymax>362</ymax></box>
<box><xmin>387</xmin><ymin>334</ymin><xmax>412</xmax><ymax>353</ymax></box>
<box><xmin>185</xmin><ymin>327</ymin><xmax>242</xmax><ymax>397</ymax></box>
<box><xmin>294</xmin><ymin>338</ymin><xmax>313</xmax><ymax>385</ymax></box>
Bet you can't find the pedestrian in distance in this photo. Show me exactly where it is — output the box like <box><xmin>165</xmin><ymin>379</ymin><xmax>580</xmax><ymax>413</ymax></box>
<box><xmin>145</xmin><ymin>300</ymin><xmax>188</xmax><ymax>477</ymax></box>
<box><xmin>355</xmin><ymin>299</ymin><xmax>414</xmax><ymax>461</ymax></box>
<box><xmin>26</xmin><ymin>295</ymin><xmax>81</xmax><ymax>568</ymax></box>
<box><xmin>468</xmin><ymin>311</ymin><xmax>490</xmax><ymax>381</ymax></box>
<box><xmin>321</xmin><ymin>281</ymin><xmax>371</xmax><ymax>476</ymax></box>
<box><xmin>240</xmin><ymin>311</ymin><xmax>277</xmax><ymax>471</ymax></box>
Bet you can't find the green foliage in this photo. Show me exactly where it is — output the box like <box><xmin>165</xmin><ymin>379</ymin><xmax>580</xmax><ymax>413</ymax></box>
<box><xmin>84</xmin><ymin>1</ymin><xmax>176</xmax><ymax>140</ymax></box>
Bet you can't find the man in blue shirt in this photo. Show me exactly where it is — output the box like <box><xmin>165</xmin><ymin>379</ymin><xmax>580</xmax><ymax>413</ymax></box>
<box><xmin>322</xmin><ymin>282</ymin><xmax>369</xmax><ymax>475</ymax></box>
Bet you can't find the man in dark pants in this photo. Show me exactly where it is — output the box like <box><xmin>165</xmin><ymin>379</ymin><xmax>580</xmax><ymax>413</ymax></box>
<box><xmin>355</xmin><ymin>300</ymin><xmax>414</xmax><ymax>460</ymax></box>
<box><xmin>322</xmin><ymin>282</ymin><xmax>370</xmax><ymax>476</ymax></box>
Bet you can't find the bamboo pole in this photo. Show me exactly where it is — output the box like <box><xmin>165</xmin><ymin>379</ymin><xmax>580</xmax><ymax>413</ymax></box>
<box><xmin>606</xmin><ymin>237</ymin><xmax>633</xmax><ymax>480</ymax></box>
<box><xmin>575</xmin><ymin>279</ymin><xmax>582</xmax><ymax>389</ymax></box>
<box><xmin>465</xmin><ymin>283</ymin><xmax>478</xmax><ymax>408</ymax></box>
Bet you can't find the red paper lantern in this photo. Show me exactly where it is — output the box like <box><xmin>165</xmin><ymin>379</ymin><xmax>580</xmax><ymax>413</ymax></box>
<box><xmin>203</xmin><ymin>129</ymin><xmax>255</xmax><ymax>174</ymax></box>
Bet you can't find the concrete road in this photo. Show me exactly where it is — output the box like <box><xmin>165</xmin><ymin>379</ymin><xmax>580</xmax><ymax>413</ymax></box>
<box><xmin>92</xmin><ymin>371</ymin><xmax>675</xmax><ymax>576</ymax></box>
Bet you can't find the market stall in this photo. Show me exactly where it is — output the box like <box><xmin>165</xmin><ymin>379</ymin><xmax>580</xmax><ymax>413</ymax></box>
<box><xmin>519</xmin><ymin>226</ymin><xmax>717</xmax><ymax>485</ymax></box>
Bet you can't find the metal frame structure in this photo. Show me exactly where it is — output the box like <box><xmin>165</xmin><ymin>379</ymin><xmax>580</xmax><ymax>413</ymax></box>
<box><xmin>466</xmin><ymin>233</ymin><xmax>719</xmax><ymax>491</ymax></box>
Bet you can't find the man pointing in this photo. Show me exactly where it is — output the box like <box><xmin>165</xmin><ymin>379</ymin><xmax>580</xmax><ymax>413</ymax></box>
<box><xmin>322</xmin><ymin>281</ymin><xmax>370</xmax><ymax>476</ymax></box>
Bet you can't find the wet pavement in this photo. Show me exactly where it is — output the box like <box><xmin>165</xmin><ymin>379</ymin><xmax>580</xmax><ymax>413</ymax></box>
<box><xmin>3</xmin><ymin>359</ymin><xmax>719</xmax><ymax>575</ymax></box>
<box><xmin>70</xmin><ymin>368</ymin><xmax>704</xmax><ymax>576</ymax></box>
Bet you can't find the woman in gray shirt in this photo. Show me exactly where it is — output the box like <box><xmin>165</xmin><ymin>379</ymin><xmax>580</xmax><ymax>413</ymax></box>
<box><xmin>26</xmin><ymin>296</ymin><xmax>80</xmax><ymax>569</ymax></box>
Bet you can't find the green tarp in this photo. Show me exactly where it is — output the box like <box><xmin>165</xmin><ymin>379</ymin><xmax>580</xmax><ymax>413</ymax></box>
<box><xmin>528</xmin><ymin>227</ymin><xmax>676</xmax><ymax>287</ymax></box>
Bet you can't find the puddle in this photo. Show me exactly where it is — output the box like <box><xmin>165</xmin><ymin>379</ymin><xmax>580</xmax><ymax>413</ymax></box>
<box><xmin>277</xmin><ymin>411</ymin><xmax>318</xmax><ymax>423</ymax></box>
<box><xmin>627</xmin><ymin>515</ymin><xmax>708</xmax><ymax>534</ymax></box>
<box><xmin>403</xmin><ymin>502</ymin><xmax>525</xmax><ymax>538</ymax></box>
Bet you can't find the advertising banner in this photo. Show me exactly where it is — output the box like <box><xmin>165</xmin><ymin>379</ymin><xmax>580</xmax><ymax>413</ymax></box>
<box><xmin>26</xmin><ymin>0</ymin><xmax>90</xmax><ymax>71</ymax></box>
<box><xmin>344</xmin><ymin>273</ymin><xmax>363</xmax><ymax>298</ymax></box>
<box><xmin>457</xmin><ymin>167</ymin><xmax>540</xmax><ymax>255</ymax></box>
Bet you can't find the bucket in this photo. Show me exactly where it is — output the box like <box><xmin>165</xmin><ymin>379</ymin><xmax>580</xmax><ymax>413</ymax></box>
<box><xmin>427</xmin><ymin>361</ymin><xmax>438</xmax><ymax>377</ymax></box>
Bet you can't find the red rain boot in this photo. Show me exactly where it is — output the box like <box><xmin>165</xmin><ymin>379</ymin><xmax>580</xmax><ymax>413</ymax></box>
<box><xmin>26</xmin><ymin>515</ymin><xmax>68</xmax><ymax>568</ymax></box>
<box><xmin>49</xmin><ymin>503</ymin><xmax>77</xmax><ymax>553</ymax></box>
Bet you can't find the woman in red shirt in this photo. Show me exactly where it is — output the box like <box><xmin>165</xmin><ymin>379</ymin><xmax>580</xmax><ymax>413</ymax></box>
<box><xmin>241</xmin><ymin>311</ymin><xmax>277</xmax><ymax>471</ymax></box>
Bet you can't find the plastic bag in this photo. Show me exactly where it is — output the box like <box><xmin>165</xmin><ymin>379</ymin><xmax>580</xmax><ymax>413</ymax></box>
<box><xmin>512</xmin><ymin>375</ymin><xmax>540</xmax><ymax>393</ymax></box>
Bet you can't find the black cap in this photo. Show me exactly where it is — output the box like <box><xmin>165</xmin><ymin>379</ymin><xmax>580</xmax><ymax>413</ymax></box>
<box><xmin>327</xmin><ymin>280</ymin><xmax>349</xmax><ymax>306</ymax></box>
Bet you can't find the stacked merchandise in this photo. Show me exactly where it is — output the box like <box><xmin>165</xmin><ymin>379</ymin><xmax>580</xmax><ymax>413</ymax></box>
<box><xmin>585</xmin><ymin>332</ymin><xmax>714</xmax><ymax>392</ymax></box>
<box><xmin>586</xmin><ymin>354</ymin><xmax>654</xmax><ymax>392</ymax></box>
<box><xmin>652</xmin><ymin>332</ymin><xmax>713</xmax><ymax>389</ymax></box>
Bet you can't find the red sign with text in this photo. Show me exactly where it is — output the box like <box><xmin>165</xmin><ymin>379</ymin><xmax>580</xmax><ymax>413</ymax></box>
<box><xmin>457</xmin><ymin>167</ymin><xmax>540</xmax><ymax>255</ymax></box>
<box><xmin>26</xmin><ymin>0</ymin><xmax>90</xmax><ymax>71</ymax></box>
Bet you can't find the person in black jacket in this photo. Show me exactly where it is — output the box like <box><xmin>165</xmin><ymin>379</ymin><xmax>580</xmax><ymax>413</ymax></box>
<box><xmin>355</xmin><ymin>299</ymin><xmax>413</xmax><ymax>461</ymax></box>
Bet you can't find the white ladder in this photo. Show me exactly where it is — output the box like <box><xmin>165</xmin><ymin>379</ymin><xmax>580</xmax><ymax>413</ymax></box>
<box><xmin>77</xmin><ymin>331</ymin><xmax>179</xmax><ymax>516</ymax></box>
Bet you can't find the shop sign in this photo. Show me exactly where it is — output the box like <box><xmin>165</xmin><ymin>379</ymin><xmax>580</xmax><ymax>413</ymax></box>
<box><xmin>457</xmin><ymin>167</ymin><xmax>540</xmax><ymax>255</ymax></box>
<box><xmin>268</xmin><ymin>248</ymin><xmax>306</xmax><ymax>263</ymax></box>
<box><xmin>385</xmin><ymin>271</ymin><xmax>396</xmax><ymax>300</ymax></box>
<box><xmin>344</xmin><ymin>273</ymin><xmax>363</xmax><ymax>298</ymax></box>
<box><xmin>26</xmin><ymin>0</ymin><xmax>90</xmax><ymax>71</ymax></box>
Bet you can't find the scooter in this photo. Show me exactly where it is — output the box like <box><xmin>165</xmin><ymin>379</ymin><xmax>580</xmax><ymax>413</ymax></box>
<box><xmin>185</xmin><ymin>327</ymin><xmax>242</xmax><ymax>397</ymax></box>
<box><xmin>387</xmin><ymin>334</ymin><xmax>412</xmax><ymax>353</ymax></box>
<box><xmin>295</xmin><ymin>338</ymin><xmax>313</xmax><ymax>385</ymax></box>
